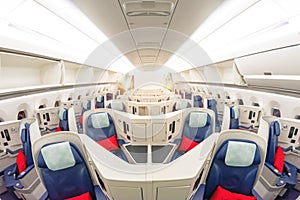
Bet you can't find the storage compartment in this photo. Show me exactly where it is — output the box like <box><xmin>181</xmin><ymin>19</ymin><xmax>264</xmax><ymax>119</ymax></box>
<box><xmin>235</xmin><ymin>45</ymin><xmax>300</xmax><ymax>91</ymax></box>
<box><xmin>0</xmin><ymin>52</ymin><xmax>61</xmax><ymax>91</ymax></box>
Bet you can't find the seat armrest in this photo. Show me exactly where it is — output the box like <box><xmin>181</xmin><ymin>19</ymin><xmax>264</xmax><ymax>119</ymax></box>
<box><xmin>17</xmin><ymin>165</ymin><xmax>34</xmax><ymax>179</ymax></box>
<box><xmin>117</xmin><ymin>139</ymin><xmax>126</xmax><ymax>146</ymax></box>
<box><xmin>191</xmin><ymin>184</ymin><xmax>205</xmax><ymax>200</ymax></box>
<box><xmin>6</xmin><ymin>148</ymin><xmax>22</xmax><ymax>155</ymax></box>
<box><xmin>173</xmin><ymin>138</ymin><xmax>182</xmax><ymax>146</ymax></box>
<box><xmin>94</xmin><ymin>185</ymin><xmax>107</xmax><ymax>200</ymax></box>
<box><xmin>252</xmin><ymin>189</ymin><xmax>263</xmax><ymax>200</ymax></box>
<box><xmin>265</xmin><ymin>163</ymin><xmax>281</xmax><ymax>176</ymax></box>
<box><xmin>282</xmin><ymin>146</ymin><xmax>294</xmax><ymax>152</ymax></box>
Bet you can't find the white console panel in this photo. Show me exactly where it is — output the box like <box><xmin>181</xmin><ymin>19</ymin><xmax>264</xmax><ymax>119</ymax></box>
<box><xmin>80</xmin><ymin>133</ymin><xmax>218</xmax><ymax>200</ymax></box>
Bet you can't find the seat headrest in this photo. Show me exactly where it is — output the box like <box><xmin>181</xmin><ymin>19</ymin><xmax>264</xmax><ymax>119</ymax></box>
<box><xmin>175</xmin><ymin>101</ymin><xmax>189</xmax><ymax>110</ymax></box>
<box><xmin>110</xmin><ymin>101</ymin><xmax>124</xmax><ymax>111</ymax></box>
<box><xmin>194</xmin><ymin>95</ymin><xmax>202</xmax><ymax>101</ymax></box>
<box><xmin>58</xmin><ymin>108</ymin><xmax>67</xmax><ymax>120</ymax></box>
<box><xmin>208</xmin><ymin>99</ymin><xmax>217</xmax><ymax>107</ymax></box>
<box><xmin>20</xmin><ymin>123</ymin><xmax>26</xmax><ymax>142</ymax></box>
<box><xmin>189</xmin><ymin>112</ymin><xmax>208</xmax><ymax>128</ymax></box>
<box><xmin>96</xmin><ymin>96</ymin><xmax>104</xmax><ymax>102</ymax></box>
<box><xmin>90</xmin><ymin>113</ymin><xmax>110</xmax><ymax>129</ymax></box>
<box><xmin>225</xmin><ymin>141</ymin><xmax>257</xmax><ymax>167</ymax></box>
<box><xmin>82</xmin><ymin>100</ymin><xmax>91</xmax><ymax>110</ymax></box>
<box><xmin>271</xmin><ymin>121</ymin><xmax>280</xmax><ymax>136</ymax></box>
<box><xmin>41</xmin><ymin>142</ymin><xmax>76</xmax><ymax>171</ymax></box>
<box><xmin>231</xmin><ymin>106</ymin><xmax>239</xmax><ymax>119</ymax></box>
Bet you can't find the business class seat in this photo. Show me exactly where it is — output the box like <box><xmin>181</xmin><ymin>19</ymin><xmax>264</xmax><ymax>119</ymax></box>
<box><xmin>172</xmin><ymin>100</ymin><xmax>192</xmax><ymax>111</ymax></box>
<box><xmin>207</xmin><ymin>99</ymin><xmax>221</xmax><ymax>132</ymax></box>
<box><xmin>85</xmin><ymin>112</ymin><xmax>128</xmax><ymax>161</ymax></box>
<box><xmin>258</xmin><ymin>120</ymin><xmax>298</xmax><ymax>199</ymax></box>
<box><xmin>32</xmin><ymin>132</ymin><xmax>107</xmax><ymax>200</ymax></box>
<box><xmin>78</xmin><ymin>100</ymin><xmax>92</xmax><ymax>133</ymax></box>
<box><xmin>107</xmin><ymin>100</ymin><xmax>126</xmax><ymax>112</ymax></box>
<box><xmin>95</xmin><ymin>96</ymin><xmax>105</xmax><ymax>109</ymax></box>
<box><xmin>192</xmin><ymin>130</ymin><xmax>266</xmax><ymax>200</ymax></box>
<box><xmin>82</xmin><ymin>99</ymin><xmax>91</xmax><ymax>114</ymax></box>
<box><xmin>4</xmin><ymin>120</ymin><xmax>46</xmax><ymax>199</ymax></box>
<box><xmin>171</xmin><ymin>111</ymin><xmax>213</xmax><ymax>160</ymax></box>
<box><xmin>56</xmin><ymin>107</ymin><xmax>78</xmax><ymax>133</ymax></box>
<box><xmin>193</xmin><ymin>95</ymin><xmax>203</xmax><ymax>108</ymax></box>
<box><xmin>229</xmin><ymin>106</ymin><xmax>239</xmax><ymax>129</ymax></box>
<box><xmin>57</xmin><ymin>108</ymin><xmax>69</xmax><ymax>131</ymax></box>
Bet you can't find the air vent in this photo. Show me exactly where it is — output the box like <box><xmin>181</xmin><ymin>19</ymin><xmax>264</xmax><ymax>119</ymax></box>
<box><xmin>123</xmin><ymin>1</ymin><xmax>174</xmax><ymax>17</ymax></box>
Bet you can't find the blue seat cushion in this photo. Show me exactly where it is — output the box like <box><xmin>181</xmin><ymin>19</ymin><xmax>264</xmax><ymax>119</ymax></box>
<box><xmin>205</xmin><ymin>140</ymin><xmax>261</xmax><ymax>199</ymax></box>
<box><xmin>38</xmin><ymin>142</ymin><xmax>95</xmax><ymax>200</ymax></box>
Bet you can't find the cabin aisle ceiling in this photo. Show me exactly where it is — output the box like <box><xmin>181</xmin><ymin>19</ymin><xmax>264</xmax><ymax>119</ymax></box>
<box><xmin>70</xmin><ymin>0</ymin><xmax>225</xmax><ymax>70</ymax></box>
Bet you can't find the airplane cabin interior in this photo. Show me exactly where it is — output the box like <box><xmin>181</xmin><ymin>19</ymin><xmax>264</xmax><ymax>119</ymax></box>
<box><xmin>0</xmin><ymin>0</ymin><xmax>300</xmax><ymax>200</ymax></box>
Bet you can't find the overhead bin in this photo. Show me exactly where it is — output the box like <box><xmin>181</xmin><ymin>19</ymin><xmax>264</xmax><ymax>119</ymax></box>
<box><xmin>235</xmin><ymin>45</ymin><xmax>300</xmax><ymax>91</ymax></box>
<box><xmin>0</xmin><ymin>52</ymin><xmax>61</xmax><ymax>91</ymax></box>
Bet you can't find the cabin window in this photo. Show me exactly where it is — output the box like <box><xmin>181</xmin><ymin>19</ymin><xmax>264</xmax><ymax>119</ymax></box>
<box><xmin>272</xmin><ymin>107</ymin><xmax>281</xmax><ymax>117</ymax></box>
<box><xmin>226</xmin><ymin>96</ymin><xmax>230</xmax><ymax>99</ymax></box>
<box><xmin>0</xmin><ymin>118</ymin><xmax>4</xmax><ymax>122</ymax></box>
<box><xmin>295</xmin><ymin>115</ymin><xmax>300</xmax><ymax>120</ymax></box>
<box><xmin>68</xmin><ymin>97</ymin><xmax>72</xmax><ymax>101</ymax></box>
<box><xmin>38</xmin><ymin>104</ymin><xmax>46</xmax><ymax>109</ymax></box>
<box><xmin>252</xmin><ymin>102</ymin><xmax>260</xmax><ymax>107</ymax></box>
<box><xmin>17</xmin><ymin>110</ymin><xmax>27</xmax><ymax>120</ymax></box>
<box><xmin>54</xmin><ymin>100</ymin><xmax>61</xmax><ymax>107</ymax></box>
<box><xmin>238</xmin><ymin>99</ymin><xmax>244</xmax><ymax>105</ymax></box>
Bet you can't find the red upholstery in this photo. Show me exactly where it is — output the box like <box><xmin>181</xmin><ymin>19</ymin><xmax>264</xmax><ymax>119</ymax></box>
<box><xmin>65</xmin><ymin>192</ymin><xmax>92</xmax><ymax>200</ymax></box>
<box><xmin>178</xmin><ymin>136</ymin><xmax>199</xmax><ymax>152</ymax></box>
<box><xmin>55</xmin><ymin>127</ymin><xmax>62</xmax><ymax>132</ymax></box>
<box><xmin>97</xmin><ymin>135</ymin><xmax>119</xmax><ymax>151</ymax></box>
<box><xmin>274</xmin><ymin>146</ymin><xmax>284</xmax><ymax>173</ymax></box>
<box><xmin>16</xmin><ymin>150</ymin><xmax>26</xmax><ymax>174</ymax></box>
<box><xmin>211</xmin><ymin>186</ymin><xmax>256</xmax><ymax>200</ymax></box>
<box><xmin>79</xmin><ymin>115</ymin><xmax>83</xmax><ymax>125</ymax></box>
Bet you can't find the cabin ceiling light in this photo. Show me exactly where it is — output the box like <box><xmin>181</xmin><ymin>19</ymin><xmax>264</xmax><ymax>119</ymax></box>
<box><xmin>164</xmin><ymin>54</ymin><xmax>194</xmax><ymax>72</ymax></box>
<box><xmin>108</xmin><ymin>56</ymin><xmax>135</xmax><ymax>74</ymax></box>
<box><xmin>123</xmin><ymin>1</ymin><xmax>174</xmax><ymax>17</ymax></box>
<box><xmin>0</xmin><ymin>0</ymin><xmax>111</xmax><ymax>64</ymax></box>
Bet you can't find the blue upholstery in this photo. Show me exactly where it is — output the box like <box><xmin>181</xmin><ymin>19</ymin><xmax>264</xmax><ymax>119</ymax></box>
<box><xmin>266</xmin><ymin>121</ymin><xmax>280</xmax><ymax>164</ymax></box>
<box><xmin>82</xmin><ymin>100</ymin><xmax>91</xmax><ymax>114</ymax></box>
<box><xmin>58</xmin><ymin>108</ymin><xmax>69</xmax><ymax>131</ymax></box>
<box><xmin>4</xmin><ymin>123</ymin><xmax>34</xmax><ymax>190</ymax></box>
<box><xmin>86</xmin><ymin>112</ymin><xmax>128</xmax><ymax>162</ymax></box>
<box><xmin>185</xmin><ymin>92</ymin><xmax>192</xmax><ymax>100</ymax></box>
<box><xmin>204</xmin><ymin>139</ymin><xmax>261</xmax><ymax>199</ymax></box>
<box><xmin>193</xmin><ymin>95</ymin><xmax>203</xmax><ymax>108</ymax></box>
<box><xmin>106</xmin><ymin>93</ymin><xmax>113</xmax><ymax>101</ymax></box>
<box><xmin>207</xmin><ymin>99</ymin><xmax>220</xmax><ymax>131</ymax></box>
<box><xmin>95</xmin><ymin>96</ymin><xmax>104</xmax><ymax>108</ymax></box>
<box><xmin>171</xmin><ymin>112</ymin><xmax>213</xmax><ymax>161</ymax></box>
<box><xmin>265</xmin><ymin>121</ymin><xmax>298</xmax><ymax>188</ymax></box>
<box><xmin>38</xmin><ymin>142</ymin><xmax>97</xmax><ymax>200</ymax></box>
<box><xmin>182</xmin><ymin>112</ymin><xmax>212</xmax><ymax>143</ymax></box>
<box><xmin>229</xmin><ymin>106</ymin><xmax>239</xmax><ymax>129</ymax></box>
<box><xmin>87</xmin><ymin>113</ymin><xmax>116</xmax><ymax>141</ymax></box>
